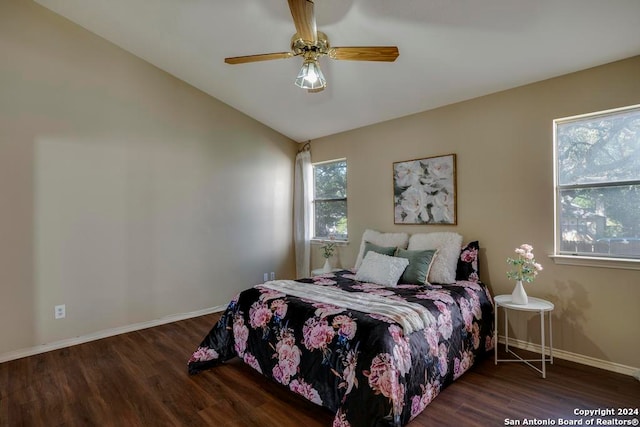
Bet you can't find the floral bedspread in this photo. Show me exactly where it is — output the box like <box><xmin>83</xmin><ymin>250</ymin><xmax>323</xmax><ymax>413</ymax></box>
<box><xmin>188</xmin><ymin>270</ymin><xmax>495</xmax><ymax>427</ymax></box>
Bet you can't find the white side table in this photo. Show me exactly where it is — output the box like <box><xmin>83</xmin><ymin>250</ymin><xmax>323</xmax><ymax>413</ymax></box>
<box><xmin>311</xmin><ymin>268</ymin><xmax>341</xmax><ymax>277</ymax></box>
<box><xmin>494</xmin><ymin>294</ymin><xmax>554</xmax><ymax>378</ymax></box>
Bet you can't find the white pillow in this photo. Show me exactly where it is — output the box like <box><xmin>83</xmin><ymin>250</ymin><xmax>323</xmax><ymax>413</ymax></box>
<box><xmin>354</xmin><ymin>229</ymin><xmax>410</xmax><ymax>269</ymax></box>
<box><xmin>355</xmin><ymin>251</ymin><xmax>410</xmax><ymax>287</ymax></box>
<box><xmin>408</xmin><ymin>232</ymin><xmax>463</xmax><ymax>284</ymax></box>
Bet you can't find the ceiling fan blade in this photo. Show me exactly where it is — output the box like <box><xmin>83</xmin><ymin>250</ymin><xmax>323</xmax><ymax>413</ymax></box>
<box><xmin>224</xmin><ymin>52</ymin><xmax>293</xmax><ymax>64</ymax></box>
<box><xmin>288</xmin><ymin>0</ymin><xmax>317</xmax><ymax>43</ymax></box>
<box><xmin>328</xmin><ymin>46</ymin><xmax>399</xmax><ymax>62</ymax></box>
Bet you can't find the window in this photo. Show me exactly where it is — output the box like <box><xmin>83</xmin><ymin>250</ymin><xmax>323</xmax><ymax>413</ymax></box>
<box><xmin>312</xmin><ymin>159</ymin><xmax>347</xmax><ymax>240</ymax></box>
<box><xmin>554</xmin><ymin>104</ymin><xmax>640</xmax><ymax>260</ymax></box>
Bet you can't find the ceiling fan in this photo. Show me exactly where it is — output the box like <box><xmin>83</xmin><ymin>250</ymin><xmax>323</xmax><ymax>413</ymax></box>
<box><xmin>224</xmin><ymin>0</ymin><xmax>399</xmax><ymax>92</ymax></box>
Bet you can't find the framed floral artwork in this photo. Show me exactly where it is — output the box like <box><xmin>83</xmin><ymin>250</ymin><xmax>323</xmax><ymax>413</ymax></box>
<box><xmin>393</xmin><ymin>153</ymin><xmax>457</xmax><ymax>224</ymax></box>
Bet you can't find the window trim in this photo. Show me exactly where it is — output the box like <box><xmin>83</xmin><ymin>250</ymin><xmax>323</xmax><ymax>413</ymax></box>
<box><xmin>311</xmin><ymin>158</ymin><xmax>348</xmax><ymax>241</ymax></box>
<box><xmin>552</xmin><ymin>104</ymin><xmax>640</xmax><ymax>268</ymax></box>
<box><xmin>549</xmin><ymin>254</ymin><xmax>640</xmax><ymax>271</ymax></box>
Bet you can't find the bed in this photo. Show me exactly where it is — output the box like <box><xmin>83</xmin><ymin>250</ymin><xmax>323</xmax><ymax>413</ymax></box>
<box><xmin>188</xmin><ymin>232</ymin><xmax>495</xmax><ymax>427</ymax></box>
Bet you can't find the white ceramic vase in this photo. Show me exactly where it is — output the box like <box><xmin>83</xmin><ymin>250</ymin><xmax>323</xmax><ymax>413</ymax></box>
<box><xmin>511</xmin><ymin>280</ymin><xmax>529</xmax><ymax>305</ymax></box>
<box><xmin>322</xmin><ymin>258</ymin><xmax>332</xmax><ymax>273</ymax></box>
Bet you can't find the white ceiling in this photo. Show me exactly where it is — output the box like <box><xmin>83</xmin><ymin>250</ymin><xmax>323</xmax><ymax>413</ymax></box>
<box><xmin>35</xmin><ymin>0</ymin><xmax>640</xmax><ymax>142</ymax></box>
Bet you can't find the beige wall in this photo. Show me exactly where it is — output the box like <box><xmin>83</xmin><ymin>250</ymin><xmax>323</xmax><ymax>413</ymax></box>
<box><xmin>311</xmin><ymin>56</ymin><xmax>640</xmax><ymax>370</ymax></box>
<box><xmin>0</xmin><ymin>0</ymin><xmax>296</xmax><ymax>356</ymax></box>
<box><xmin>1</xmin><ymin>0</ymin><xmax>638</xmax><ymax>373</ymax></box>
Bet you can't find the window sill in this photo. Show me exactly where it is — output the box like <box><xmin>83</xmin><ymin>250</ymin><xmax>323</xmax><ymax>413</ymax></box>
<box><xmin>311</xmin><ymin>239</ymin><xmax>349</xmax><ymax>246</ymax></box>
<box><xmin>549</xmin><ymin>254</ymin><xmax>640</xmax><ymax>271</ymax></box>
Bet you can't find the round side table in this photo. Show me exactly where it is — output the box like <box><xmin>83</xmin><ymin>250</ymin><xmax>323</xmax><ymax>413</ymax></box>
<box><xmin>311</xmin><ymin>268</ymin><xmax>341</xmax><ymax>276</ymax></box>
<box><xmin>494</xmin><ymin>294</ymin><xmax>554</xmax><ymax>378</ymax></box>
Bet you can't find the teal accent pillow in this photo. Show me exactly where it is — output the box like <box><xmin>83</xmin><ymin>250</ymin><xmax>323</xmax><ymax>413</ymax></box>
<box><xmin>363</xmin><ymin>241</ymin><xmax>397</xmax><ymax>259</ymax></box>
<box><xmin>395</xmin><ymin>248</ymin><xmax>438</xmax><ymax>284</ymax></box>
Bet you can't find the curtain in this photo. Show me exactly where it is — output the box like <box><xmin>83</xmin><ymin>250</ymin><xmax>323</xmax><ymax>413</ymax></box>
<box><xmin>294</xmin><ymin>149</ymin><xmax>312</xmax><ymax>278</ymax></box>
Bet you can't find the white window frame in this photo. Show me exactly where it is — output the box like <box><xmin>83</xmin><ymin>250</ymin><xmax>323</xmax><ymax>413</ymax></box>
<box><xmin>551</xmin><ymin>104</ymin><xmax>640</xmax><ymax>270</ymax></box>
<box><xmin>311</xmin><ymin>158</ymin><xmax>347</xmax><ymax>242</ymax></box>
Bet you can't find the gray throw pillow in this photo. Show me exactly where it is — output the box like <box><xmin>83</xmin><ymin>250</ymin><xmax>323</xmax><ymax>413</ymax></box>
<box><xmin>395</xmin><ymin>248</ymin><xmax>438</xmax><ymax>285</ymax></box>
<box><xmin>363</xmin><ymin>241</ymin><xmax>397</xmax><ymax>259</ymax></box>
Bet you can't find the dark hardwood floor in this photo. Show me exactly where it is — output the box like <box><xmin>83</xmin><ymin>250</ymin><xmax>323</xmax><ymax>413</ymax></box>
<box><xmin>1</xmin><ymin>313</ymin><xmax>638</xmax><ymax>426</ymax></box>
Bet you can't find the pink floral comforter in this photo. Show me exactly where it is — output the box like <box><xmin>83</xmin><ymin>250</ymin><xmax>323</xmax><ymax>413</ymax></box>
<box><xmin>188</xmin><ymin>270</ymin><xmax>495</xmax><ymax>427</ymax></box>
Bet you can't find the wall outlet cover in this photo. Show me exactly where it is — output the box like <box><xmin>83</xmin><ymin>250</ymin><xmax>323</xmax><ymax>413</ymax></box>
<box><xmin>54</xmin><ymin>304</ymin><xmax>66</xmax><ymax>319</ymax></box>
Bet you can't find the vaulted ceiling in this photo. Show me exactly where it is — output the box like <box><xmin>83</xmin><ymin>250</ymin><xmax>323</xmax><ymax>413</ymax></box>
<box><xmin>35</xmin><ymin>0</ymin><xmax>640</xmax><ymax>142</ymax></box>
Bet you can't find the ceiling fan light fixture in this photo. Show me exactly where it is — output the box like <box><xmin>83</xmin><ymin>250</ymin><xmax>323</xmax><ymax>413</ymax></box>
<box><xmin>224</xmin><ymin>1</ymin><xmax>398</xmax><ymax>92</ymax></box>
<box><xmin>295</xmin><ymin>59</ymin><xmax>326</xmax><ymax>90</ymax></box>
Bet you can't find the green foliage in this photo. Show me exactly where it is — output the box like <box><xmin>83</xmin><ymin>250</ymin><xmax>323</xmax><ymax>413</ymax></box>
<box><xmin>557</xmin><ymin>110</ymin><xmax>640</xmax><ymax>185</ymax></box>
<box><xmin>314</xmin><ymin>160</ymin><xmax>347</xmax><ymax>239</ymax></box>
<box><xmin>557</xmin><ymin>107</ymin><xmax>640</xmax><ymax>256</ymax></box>
<box><xmin>320</xmin><ymin>241</ymin><xmax>336</xmax><ymax>259</ymax></box>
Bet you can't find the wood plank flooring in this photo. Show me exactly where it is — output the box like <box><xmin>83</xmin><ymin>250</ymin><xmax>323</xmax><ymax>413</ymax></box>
<box><xmin>1</xmin><ymin>313</ymin><xmax>638</xmax><ymax>426</ymax></box>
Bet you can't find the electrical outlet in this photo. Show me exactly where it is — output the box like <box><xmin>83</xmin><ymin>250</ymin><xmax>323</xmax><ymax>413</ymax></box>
<box><xmin>54</xmin><ymin>304</ymin><xmax>66</xmax><ymax>319</ymax></box>
<box><xmin>270</xmin><ymin>272</ymin><xmax>275</xmax><ymax>280</ymax></box>
<box><xmin>263</xmin><ymin>273</ymin><xmax>269</xmax><ymax>282</ymax></box>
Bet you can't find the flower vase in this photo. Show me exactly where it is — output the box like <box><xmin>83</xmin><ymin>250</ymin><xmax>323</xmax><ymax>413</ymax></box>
<box><xmin>322</xmin><ymin>258</ymin><xmax>332</xmax><ymax>273</ymax></box>
<box><xmin>511</xmin><ymin>280</ymin><xmax>528</xmax><ymax>305</ymax></box>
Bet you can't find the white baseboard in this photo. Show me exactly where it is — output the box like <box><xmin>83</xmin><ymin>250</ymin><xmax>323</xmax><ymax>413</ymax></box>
<box><xmin>498</xmin><ymin>335</ymin><xmax>640</xmax><ymax>378</ymax></box>
<box><xmin>0</xmin><ymin>305</ymin><xmax>227</xmax><ymax>364</ymax></box>
<box><xmin>2</xmin><ymin>314</ymin><xmax>638</xmax><ymax>382</ymax></box>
